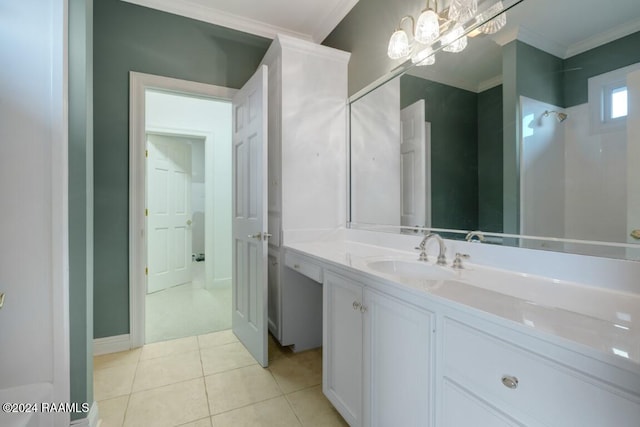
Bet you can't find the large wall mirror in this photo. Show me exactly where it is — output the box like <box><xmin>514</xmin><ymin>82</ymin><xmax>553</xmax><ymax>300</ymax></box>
<box><xmin>349</xmin><ymin>0</ymin><xmax>640</xmax><ymax>260</ymax></box>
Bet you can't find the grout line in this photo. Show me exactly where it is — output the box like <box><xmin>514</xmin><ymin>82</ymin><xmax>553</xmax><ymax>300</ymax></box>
<box><xmin>199</xmin><ymin>346</ymin><xmax>214</xmax><ymax>418</ymax></box>
<box><xmin>282</xmin><ymin>392</ymin><xmax>304</xmax><ymax>426</ymax></box>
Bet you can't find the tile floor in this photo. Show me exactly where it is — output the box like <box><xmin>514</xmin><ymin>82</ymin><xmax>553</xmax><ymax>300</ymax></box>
<box><xmin>94</xmin><ymin>331</ymin><xmax>347</xmax><ymax>427</ymax></box>
<box><xmin>146</xmin><ymin>261</ymin><xmax>232</xmax><ymax>343</ymax></box>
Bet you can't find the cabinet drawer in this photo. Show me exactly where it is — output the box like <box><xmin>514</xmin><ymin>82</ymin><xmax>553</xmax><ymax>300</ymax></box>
<box><xmin>284</xmin><ymin>252</ymin><xmax>323</xmax><ymax>283</ymax></box>
<box><xmin>442</xmin><ymin>318</ymin><xmax>640</xmax><ymax>427</ymax></box>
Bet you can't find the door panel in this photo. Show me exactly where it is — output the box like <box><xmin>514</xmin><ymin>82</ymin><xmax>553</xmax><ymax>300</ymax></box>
<box><xmin>400</xmin><ymin>100</ymin><xmax>431</xmax><ymax>228</ymax></box>
<box><xmin>232</xmin><ymin>65</ymin><xmax>269</xmax><ymax>367</ymax></box>
<box><xmin>147</xmin><ymin>134</ymin><xmax>193</xmax><ymax>293</ymax></box>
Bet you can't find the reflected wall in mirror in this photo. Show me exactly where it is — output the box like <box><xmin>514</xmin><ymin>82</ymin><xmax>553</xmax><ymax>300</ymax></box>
<box><xmin>349</xmin><ymin>0</ymin><xmax>640</xmax><ymax>260</ymax></box>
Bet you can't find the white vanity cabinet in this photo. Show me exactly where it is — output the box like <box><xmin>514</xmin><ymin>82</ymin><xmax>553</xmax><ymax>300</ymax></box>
<box><xmin>259</xmin><ymin>35</ymin><xmax>349</xmax><ymax>350</ymax></box>
<box><xmin>323</xmin><ymin>270</ymin><xmax>434</xmax><ymax>427</ymax></box>
<box><xmin>437</xmin><ymin>315</ymin><xmax>640</xmax><ymax>427</ymax></box>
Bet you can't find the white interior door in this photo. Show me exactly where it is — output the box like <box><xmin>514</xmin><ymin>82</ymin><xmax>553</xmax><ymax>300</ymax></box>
<box><xmin>627</xmin><ymin>70</ymin><xmax>640</xmax><ymax>258</ymax></box>
<box><xmin>232</xmin><ymin>65</ymin><xmax>269</xmax><ymax>367</ymax></box>
<box><xmin>400</xmin><ymin>100</ymin><xmax>431</xmax><ymax>228</ymax></box>
<box><xmin>147</xmin><ymin>134</ymin><xmax>193</xmax><ymax>294</ymax></box>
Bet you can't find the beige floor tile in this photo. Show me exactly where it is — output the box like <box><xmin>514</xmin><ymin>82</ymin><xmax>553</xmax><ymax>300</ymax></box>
<box><xmin>211</xmin><ymin>396</ymin><xmax>301</xmax><ymax>427</ymax></box>
<box><xmin>178</xmin><ymin>417</ymin><xmax>212</xmax><ymax>427</ymax></box>
<box><xmin>97</xmin><ymin>395</ymin><xmax>129</xmax><ymax>427</ymax></box>
<box><xmin>94</xmin><ymin>364</ymin><xmax>137</xmax><ymax>401</ymax></box>
<box><xmin>123</xmin><ymin>378</ymin><xmax>209</xmax><ymax>427</ymax></box>
<box><xmin>268</xmin><ymin>334</ymin><xmax>292</xmax><ymax>362</ymax></box>
<box><xmin>198</xmin><ymin>329</ymin><xmax>238</xmax><ymax>349</ymax></box>
<box><xmin>286</xmin><ymin>386</ymin><xmax>348</xmax><ymax>427</ymax></box>
<box><xmin>200</xmin><ymin>342</ymin><xmax>256</xmax><ymax>376</ymax></box>
<box><xmin>268</xmin><ymin>349</ymin><xmax>322</xmax><ymax>394</ymax></box>
<box><xmin>94</xmin><ymin>348</ymin><xmax>141</xmax><ymax>370</ymax></box>
<box><xmin>139</xmin><ymin>336</ymin><xmax>199</xmax><ymax>360</ymax></box>
<box><xmin>205</xmin><ymin>365</ymin><xmax>282</xmax><ymax>414</ymax></box>
<box><xmin>132</xmin><ymin>350</ymin><xmax>203</xmax><ymax>392</ymax></box>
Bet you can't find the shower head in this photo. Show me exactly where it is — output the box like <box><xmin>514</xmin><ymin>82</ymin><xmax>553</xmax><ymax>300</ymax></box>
<box><xmin>543</xmin><ymin>110</ymin><xmax>568</xmax><ymax>122</ymax></box>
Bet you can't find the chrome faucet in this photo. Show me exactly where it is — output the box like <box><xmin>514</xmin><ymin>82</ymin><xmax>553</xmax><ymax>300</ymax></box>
<box><xmin>415</xmin><ymin>233</ymin><xmax>447</xmax><ymax>265</ymax></box>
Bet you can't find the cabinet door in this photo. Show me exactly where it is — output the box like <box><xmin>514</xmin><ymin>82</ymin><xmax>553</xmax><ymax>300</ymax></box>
<box><xmin>363</xmin><ymin>289</ymin><xmax>433</xmax><ymax>427</ymax></box>
<box><xmin>323</xmin><ymin>271</ymin><xmax>364</xmax><ymax>426</ymax></box>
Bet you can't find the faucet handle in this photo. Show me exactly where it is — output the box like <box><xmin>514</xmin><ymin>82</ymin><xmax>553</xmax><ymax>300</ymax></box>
<box><xmin>415</xmin><ymin>246</ymin><xmax>429</xmax><ymax>261</ymax></box>
<box><xmin>452</xmin><ymin>253</ymin><xmax>470</xmax><ymax>269</ymax></box>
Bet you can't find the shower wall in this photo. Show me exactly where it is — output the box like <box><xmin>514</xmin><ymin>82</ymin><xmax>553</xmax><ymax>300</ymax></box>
<box><xmin>563</xmin><ymin>103</ymin><xmax>627</xmax><ymax>257</ymax></box>
<box><xmin>519</xmin><ymin>96</ymin><xmax>565</xmax><ymax>251</ymax></box>
<box><xmin>520</xmin><ymin>96</ymin><xmax>628</xmax><ymax>257</ymax></box>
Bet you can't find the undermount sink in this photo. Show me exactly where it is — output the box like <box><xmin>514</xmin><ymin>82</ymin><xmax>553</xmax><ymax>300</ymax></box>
<box><xmin>366</xmin><ymin>259</ymin><xmax>456</xmax><ymax>281</ymax></box>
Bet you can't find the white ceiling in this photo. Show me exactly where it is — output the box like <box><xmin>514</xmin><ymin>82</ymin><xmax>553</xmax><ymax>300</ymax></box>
<box><xmin>121</xmin><ymin>0</ymin><xmax>360</xmax><ymax>43</ymax></box>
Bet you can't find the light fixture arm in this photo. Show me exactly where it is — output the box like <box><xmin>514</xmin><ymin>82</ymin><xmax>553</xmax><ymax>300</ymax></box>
<box><xmin>426</xmin><ymin>0</ymin><xmax>438</xmax><ymax>13</ymax></box>
<box><xmin>398</xmin><ymin>15</ymin><xmax>415</xmax><ymax>34</ymax></box>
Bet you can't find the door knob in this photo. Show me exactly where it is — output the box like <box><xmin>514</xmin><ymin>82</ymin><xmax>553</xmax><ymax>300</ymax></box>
<box><xmin>186</xmin><ymin>219</ymin><xmax>192</xmax><ymax>226</ymax></box>
<box><xmin>631</xmin><ymin>229</ymin><xmax>640</xmax><ymax>240</ymax></box>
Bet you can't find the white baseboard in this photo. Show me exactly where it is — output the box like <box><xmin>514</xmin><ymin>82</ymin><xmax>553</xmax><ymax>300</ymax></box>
<box><xmin>69</xmin><ymin>401</ymin><xmax>99</xmax><ymax>427</ymax></box>
<box><xmin>93</xmin><ymin>334</ymin><xmax>131</xmax><ymax>356</ymax></box>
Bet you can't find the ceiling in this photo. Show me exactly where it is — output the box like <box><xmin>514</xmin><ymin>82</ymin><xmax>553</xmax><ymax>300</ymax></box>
<box><xmin>121</xmin><ymin>0</ymin><xmax>360</xmax><ymax>43</ymax></box>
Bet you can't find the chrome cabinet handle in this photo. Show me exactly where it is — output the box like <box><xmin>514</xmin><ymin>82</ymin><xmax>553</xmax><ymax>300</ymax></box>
<box><xmin>352</xmin><ymin>301</ymin><xmax>361</xmax><ymax>311</ymax></box>
<box><xmin>501</xmin><ymin>375</ymin><xmax>519</xmax><ymax>389</ymax></box>
<box><xmin>186</xmin><ymin>219</ymin><xmax>192</xmax><ymax>226</ymax></box>
<box><xmin>360</xmin><ymin>305</ymin><xmax>368</xmax><ymax>314</ymax></box>
<box><xmin>0</xmin><ymin>292</ymin><xmax>4</xmax><ymax>310</ymax></box>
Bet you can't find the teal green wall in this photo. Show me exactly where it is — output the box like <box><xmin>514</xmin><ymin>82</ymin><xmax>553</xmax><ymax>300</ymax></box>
<box><xmin>400</xmin><ymin>75</ymin><xmax>479</xmax><ymax>231</ymax></box>
<box><xmin>69</xmin><ymin>0</ymin><xmax>93</xmax><ymax>419</ymax></box>
<box><xmin>502</xmin><ymin>40</ymin><xmax>564</xmax><ymax>234</ymax></box>
<box><xmin>564</xmin><ymin>31</ymin><xmax>640</xmax><ymax>107</ymax></box>
<box><xmin>323</xmin><ymin>0</ymin><xmax>421</xmax><ymax>95</ymax></box>
<box><xmin>93</xmin><ymin>0</ymin><xmax>270</xmax><ymax>338</ymax></box>
<box><xmin>477</xmin><ymin>85</ymin><xmax>503</xmax><ymax>233</ymax></box>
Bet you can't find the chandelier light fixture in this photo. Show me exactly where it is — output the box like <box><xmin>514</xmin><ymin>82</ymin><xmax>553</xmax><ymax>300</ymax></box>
<box><xmin>386</xmin><ymin>0</ymin><xmax>508</xmax><ymax>66</ymax></box>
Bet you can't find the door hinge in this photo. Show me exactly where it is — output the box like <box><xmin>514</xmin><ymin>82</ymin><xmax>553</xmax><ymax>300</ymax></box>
<box><xmin>145</xmin><ymin>208</ymin><xmax>148</xmax><ymax>216</ymax></box>
<box><xmin>145</xmin><ymin>267</ymin><xmax>148</xmax><ymax>275</ymax></box>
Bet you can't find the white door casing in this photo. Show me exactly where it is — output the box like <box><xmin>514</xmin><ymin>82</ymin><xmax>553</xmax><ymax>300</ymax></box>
<box><xmin>232</xmin><ymin>65</ymin><xmax>269</xmax><ymax>367</ymax></box>
<box><xmin>146</xmin><ymin>134</ymin><xmax>193</xmax><ymax>294</ymax></box>
<box><xmin>129</xmin><ymin>72</ymin><xmax>237</xmax><ymax>348</ymax></box>
<box><xmin>400</xmin><ymin>100</ymin><xmax>431</xmax><ymax>228</ymax></box>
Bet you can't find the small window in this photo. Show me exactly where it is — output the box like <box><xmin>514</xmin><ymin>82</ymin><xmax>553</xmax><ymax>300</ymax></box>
<box><xmin>610</xmin><ymin>86</ymin><xmax>628</xmax><ymax>119</ymax></box>
<box><xmin>588</xmin><ymin>62</ymin><xmax>639</xmax><ymax>134</ymax></box>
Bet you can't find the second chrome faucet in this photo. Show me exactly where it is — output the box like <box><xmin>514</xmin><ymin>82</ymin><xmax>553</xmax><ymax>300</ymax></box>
<box><xmin>415</xmin><ymin>233</ymin><xmax>447</xmax><ymax>265</ymax></box>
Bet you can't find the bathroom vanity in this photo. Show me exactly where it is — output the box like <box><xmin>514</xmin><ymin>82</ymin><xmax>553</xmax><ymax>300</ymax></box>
<box><xmin>283</xmin><ymin>230</ymin><xmax>640</xmax><ymax>426</ymax></box>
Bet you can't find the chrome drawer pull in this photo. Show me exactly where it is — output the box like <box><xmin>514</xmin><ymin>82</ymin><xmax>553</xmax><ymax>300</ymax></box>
<box><xmin>501</xmin><ymin>375</ymin><xmax>519</xmax><ymax>389</ymax></box>
<box><xmin>353</xmin><ymin>301</ymin><xmax>362</xmax><ymax>311</ymax></box>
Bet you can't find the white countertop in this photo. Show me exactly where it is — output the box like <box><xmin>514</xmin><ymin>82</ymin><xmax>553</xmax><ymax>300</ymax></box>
<box><xmin>285</xmin><ymin>239</ymin><xmax>640</xmax><ymax>367</ymax></box>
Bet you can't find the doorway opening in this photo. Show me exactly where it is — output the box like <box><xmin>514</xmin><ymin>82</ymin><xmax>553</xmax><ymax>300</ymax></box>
<box><xmin>144</xmin><ymin>90</ymin><xmax>232</xmax><ymax>344</ymax></box>
<box><xmin>129</xmin><ymin>72</ymin><xmax>238</xmax><ymax>348</ymax></box>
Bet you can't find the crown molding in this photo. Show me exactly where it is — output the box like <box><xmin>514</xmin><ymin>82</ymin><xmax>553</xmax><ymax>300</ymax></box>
<box><xmin>121</xmin><ymin>0</ymin><xmax>313</xmax><ymax>41</ymax></box>
<box><xmin>477</xmin><ymin>75</ymin><xmax>503</xmax><ymax>92</ymax></box>
<box><xmin>516</xmin><ymin>26</ymin><xmax>568</xmax><ymax>59</ymax></box>
<box><xmin>565</xmin><ymin>17</ymin><xmax>640</xmax><ymax>58</ymax></box>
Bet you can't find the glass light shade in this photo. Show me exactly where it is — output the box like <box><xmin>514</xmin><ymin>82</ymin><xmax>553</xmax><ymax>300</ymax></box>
<box><xmin>387</xmin><ymin>29</ymin><xmax>411</xmax><ymax>60</ymax></box>
<box><xmin>448</xmin><ymin>0</ymin><xmax>478</xmax><ymax>23</ymax></box>
<box><xmin>480</xmin><ymin>1</ymin><xmax>506</xmax><ymax>34</ymax></box>
<box><xmin>415</xmin><ymin>9</ymin><xmax>440</xmax><ymax>44</ymax></box>
<box><xmin>412</xmin><ymin>47</ymin><xmax>436</xmax><ymax>66</ymax></box>
<box><xmin>441</xmin><ymin>24</ymin><xmax>467</xmax><ymax>53</ymax></box>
